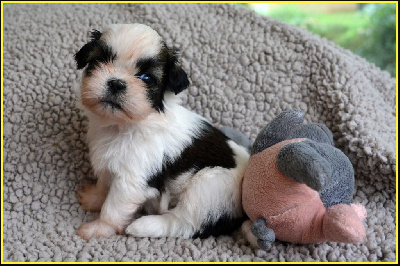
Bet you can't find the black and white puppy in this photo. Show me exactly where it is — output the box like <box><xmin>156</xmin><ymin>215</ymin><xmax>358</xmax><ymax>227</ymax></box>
<box><xmin>74</xmin><ymin>24</ymin><xmax>250</xmax><ymax>240</ymax></box>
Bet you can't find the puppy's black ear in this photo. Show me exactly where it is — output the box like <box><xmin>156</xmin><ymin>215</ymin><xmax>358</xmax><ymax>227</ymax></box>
<box><xmin>74</xmin><ymin>30</ymin><xmax>102</xmax><ymax>70</ymax></box>
<box><xmin>166</xmin><ymin>48</ymin><xmax>190</xmax><ymax>95</ymax></box>
<box><xmin>74</xmin><ymin>41</ymin><xmax>96</xmax><ymax>69</ymax></box>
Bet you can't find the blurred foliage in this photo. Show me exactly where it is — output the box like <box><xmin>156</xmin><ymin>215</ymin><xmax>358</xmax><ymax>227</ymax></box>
<box><xmin>358</xmin><ymin>4</ymin><xmax>396</xmax><ymax>77</ymax></box>
<box><xmin>239</xmin><ymin>3</ymin><xmax>396</xmax><ymax>77</ymax></box>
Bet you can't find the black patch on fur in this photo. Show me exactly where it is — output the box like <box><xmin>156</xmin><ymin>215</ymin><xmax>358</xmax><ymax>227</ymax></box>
<box><xmin>136</xmin><ymin>57</ymin><xmax>160</xmax><ymax>74</ymax></box>
<box><xmin>84</xmin><ymin>41</ymin><xmax>115</xmax><ymax>76</ymax></box>
<box><xmin>162</xmin><ymin>47</ymin><xmax>190</xmax><ymax>95</ymax></box>
<box><xmin>135</xmin><ymin>44</ymin><xmax>190</xmax><ymax>112</ymax></box>
<box><xmin>75</xmin><ymin>41</ymin><xmax>97</xmax><ymax>70</ymax></box>
<box><xmin>193</xmin><ymin>212</ymin><xmax>248</xmax><ymax>239</ymax></box>
<box><xmin>74</xmin><ymin>29</ymin><xmax>116</xmax><ymax>73</ymax></box>
<box><xmin>136</xmin><ymin>57</ymin><xmax>164</xmax><ymax>112</ymax></box>
<box><xmin>90</xmin><ymin>29</ymin><xmax>102</xmax><ymax>41</ymax></box>
<box><xmin>147</xmin><ymin>121</ymin><xmax>236</xmax><ymax>190</ymax></box>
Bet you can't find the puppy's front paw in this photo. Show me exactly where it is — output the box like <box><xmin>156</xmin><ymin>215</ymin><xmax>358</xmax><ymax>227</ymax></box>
<box><xmin>76</xmin><ymin>183</ymin><xmax>105</xmax><ymax>212</ymax></box>
<box><xmin>77</xmin><ymin>219</ymin><xmax>117</xmax><ymax>240</ymax></box>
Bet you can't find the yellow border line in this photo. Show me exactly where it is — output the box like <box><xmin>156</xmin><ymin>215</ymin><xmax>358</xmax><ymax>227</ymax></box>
<box><xmin>1</xmin><ymin>1</ymin><xmax>398</xmax><ymax>264</ymax></box>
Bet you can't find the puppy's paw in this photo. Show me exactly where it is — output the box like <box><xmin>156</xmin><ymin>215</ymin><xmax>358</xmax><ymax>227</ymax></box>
<box><xmin>125</xmin><ymin>215</ymin><xmax>167</xmax><ymax>237</ymax></box>
<box><xmin>76</xmin><ymin>183</ymin><xmax>105</xmax><ymax>212</ymax></box>
<box><xmin>241</xmin><ymin>220</ymin><xmax>259</xmax><ymax>248</ymax></box>
<box><xmin>77</xmin><ymin>219</ymin><xmax>117</xmax><ymax>240</ymax></box>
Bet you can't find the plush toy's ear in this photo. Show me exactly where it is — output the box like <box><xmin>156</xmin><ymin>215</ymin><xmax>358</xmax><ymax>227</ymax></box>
<box><xmin>288</xmin><ymin>123</ymin><xmax>334</xmax><ymax>146</ymax></box>
<box><xmin>165</xmin><ymin>48</ymin><xmax>190</xmax><ymax>95</ymax></box>
<box><xmin>74</xmin><ymin>30</ymin><xmax>102</xmax><ymax>69</ymax></box>
<box><xmin>251</xmin><ymin>109</ymin><xmax>304</xmax><ymax>155</ymax></box>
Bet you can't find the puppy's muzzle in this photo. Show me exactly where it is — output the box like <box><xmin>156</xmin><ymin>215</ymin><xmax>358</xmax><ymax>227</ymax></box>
<box><xmin>107</xmin><ymin>78</ymin><xmax>126</xmax><ymax>95</ymax></box>
<box><xmin>101</xmin><ymin>78</ymin><xmax>126</xmax><ymax>110</ymax></box>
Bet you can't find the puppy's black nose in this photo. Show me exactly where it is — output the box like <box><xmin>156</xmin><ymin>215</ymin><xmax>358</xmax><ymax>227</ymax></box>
<box><xmin>107</xmin><ymin>78</ymin><xmax>126</xmax><ymax>94</ymax></box>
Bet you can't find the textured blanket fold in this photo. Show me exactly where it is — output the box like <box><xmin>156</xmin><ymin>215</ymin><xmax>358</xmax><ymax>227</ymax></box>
<box><xmin>3</xmin><ymin>3</ymin><xmax>396</xmax><ymax>262</ymax></box>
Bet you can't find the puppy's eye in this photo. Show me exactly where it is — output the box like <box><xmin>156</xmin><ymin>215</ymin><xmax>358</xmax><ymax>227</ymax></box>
<box><xmin>138</xmin><ymin>73</ymin><xmax>155</xmax><ymax>86</ymax></box>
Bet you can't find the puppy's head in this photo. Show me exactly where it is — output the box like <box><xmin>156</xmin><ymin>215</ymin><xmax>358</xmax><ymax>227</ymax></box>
<box><xmin>75</xmin><ymin>24</ymin><xmax>189</xmax><ymax>123</ymax></box>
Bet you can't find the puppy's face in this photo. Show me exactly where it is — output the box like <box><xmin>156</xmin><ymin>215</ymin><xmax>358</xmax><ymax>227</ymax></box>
<box><xmin>75</xmin><ymin>24</ymin><xmax>189</xmax><ymax>123</ymax></box>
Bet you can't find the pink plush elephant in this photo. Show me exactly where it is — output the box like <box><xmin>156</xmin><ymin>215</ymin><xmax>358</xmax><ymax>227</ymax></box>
<box><xmin>241</xmin><ymin>109</ymin><xmax>367</xmax><ymax>250</ymax></box>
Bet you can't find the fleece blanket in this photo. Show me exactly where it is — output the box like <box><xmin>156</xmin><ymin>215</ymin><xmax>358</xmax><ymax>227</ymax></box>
<box><xmin>2</xmin><ymin>3</ymin><xmax>396</xmax><ymax>262</ymax></box>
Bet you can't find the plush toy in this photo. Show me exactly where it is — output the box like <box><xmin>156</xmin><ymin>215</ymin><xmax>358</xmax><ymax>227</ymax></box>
<box><xmin>240</xmin><ymin>109</ymin><xmax>367</xmax><ymax>250</ymax></box>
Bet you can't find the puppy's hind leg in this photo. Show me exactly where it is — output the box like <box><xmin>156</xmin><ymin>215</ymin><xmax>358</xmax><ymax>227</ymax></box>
<box><xmin>126</xmin><ymin>174</ymin><xmax>204</xmax><ymax>238</ymax></box>
<box><xmin>125</xmin><ymin>200</ymin><xmax>196</xmax><ymax>238</ymax></box>
<box><xmin>126</xmin><ymin>167</ymin><xmax>244</xmax><ymax>238</ymax></box>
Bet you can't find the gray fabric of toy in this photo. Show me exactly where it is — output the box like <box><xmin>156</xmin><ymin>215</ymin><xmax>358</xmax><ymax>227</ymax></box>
<box><xmin>220</xmin><ymin>126</ymin><xmax>253</xmax><ymax>151</ymax></box>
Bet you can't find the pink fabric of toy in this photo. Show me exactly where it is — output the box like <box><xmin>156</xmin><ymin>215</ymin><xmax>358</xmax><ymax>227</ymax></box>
<box><xmin>242</xmin><ymin>138</ymin><xmax>367</xmax><ymax>244</ymax></box>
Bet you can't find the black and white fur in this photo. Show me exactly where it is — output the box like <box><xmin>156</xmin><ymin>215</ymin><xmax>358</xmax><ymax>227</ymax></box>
<box><xmin>74</xmin><ymin>24</ymin><xmax>250</xmax><ymax>240</ymax></box>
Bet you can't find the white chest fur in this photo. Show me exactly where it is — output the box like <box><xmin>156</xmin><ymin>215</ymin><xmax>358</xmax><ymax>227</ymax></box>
<box><xmin>86</xmin><ymin>103</ymin><xmax>206</xmax><ymax>185</ymax></box>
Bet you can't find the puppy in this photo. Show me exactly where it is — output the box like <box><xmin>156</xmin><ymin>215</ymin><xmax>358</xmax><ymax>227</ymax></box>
<box><xmin>74</xmin><ymin>24</ymin><xmax>250</xmax><ymax>240</ymax></box>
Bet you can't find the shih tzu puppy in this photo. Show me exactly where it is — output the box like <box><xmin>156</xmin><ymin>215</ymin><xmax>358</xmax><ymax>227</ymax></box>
<box><xmin>74</xmin><ymin>24</ymin><xmax>250</xmax><ymax>240</ymax></box>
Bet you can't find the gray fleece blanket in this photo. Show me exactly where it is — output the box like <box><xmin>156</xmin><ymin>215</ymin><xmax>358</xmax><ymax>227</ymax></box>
<box><xmin>3</xmin><ymin>3</ymin><xmax>396</xmax><ymax>262</ymax></box>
